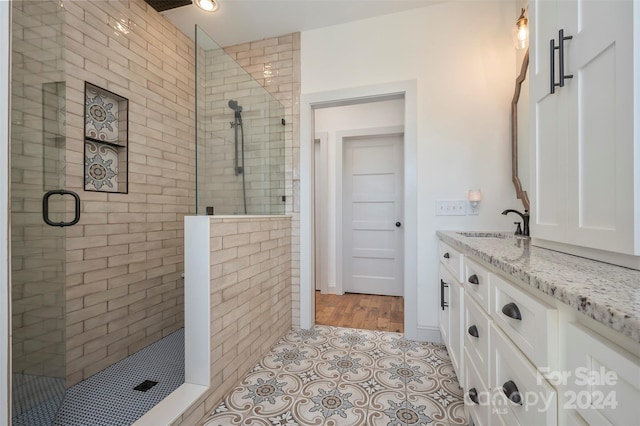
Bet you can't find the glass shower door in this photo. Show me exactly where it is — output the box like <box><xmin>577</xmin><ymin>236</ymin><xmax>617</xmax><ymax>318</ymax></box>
<box><xmin>11</xmin><ymin>1</ymin><xmax>69</xmax><ymax>424</ymax></box>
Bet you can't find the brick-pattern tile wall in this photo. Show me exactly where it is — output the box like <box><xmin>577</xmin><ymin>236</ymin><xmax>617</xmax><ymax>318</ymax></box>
<box><xmin>223</xmin><ymin>34</ymin><xmax>301</xmax><ymax>327</ymax></box>
<box><xmin>63</xmin><ymin>0</ymin><xmax>195</xmax><ymax>385</ymax></box>
<box><xmin>11</xmin><ymin>0</ymin><xmax>67</xmax><ymax>379</ymax></box>
<box><xmin>171</xmin><ymin>216</ymin><xmax>292</xmax><ymax>425</ymax></box>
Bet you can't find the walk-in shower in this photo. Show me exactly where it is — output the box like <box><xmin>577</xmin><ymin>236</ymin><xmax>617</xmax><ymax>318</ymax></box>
<box><xmin>195</xmin><ymin>26</ymin><xmax>286</xmax><ymax>215</ymax></box>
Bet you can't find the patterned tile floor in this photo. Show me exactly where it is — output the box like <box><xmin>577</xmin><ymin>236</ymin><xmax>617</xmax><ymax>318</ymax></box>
<box><xmin>203</xmin><ymin>326</ymin><xmax>466</xmax><ymax>426</ymax></box>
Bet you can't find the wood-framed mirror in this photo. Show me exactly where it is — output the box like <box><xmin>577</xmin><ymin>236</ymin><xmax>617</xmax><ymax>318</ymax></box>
<box><xmin>511</xmin><ymin>48</ymin><xmax>530</xmax><ymax>211</ymax></box>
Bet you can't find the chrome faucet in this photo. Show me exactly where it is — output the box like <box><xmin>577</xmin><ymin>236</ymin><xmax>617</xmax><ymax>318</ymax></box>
<box><xmin>502</xmin><ymin>209</ymin><xmax>530</xmax><ymax>236</ymax></box>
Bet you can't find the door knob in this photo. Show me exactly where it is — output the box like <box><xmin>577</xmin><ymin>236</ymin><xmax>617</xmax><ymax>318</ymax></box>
<box><xmin>395</xmin><ymin>222</ymin><xmax>401</xmax><ymax>227</ymax></box>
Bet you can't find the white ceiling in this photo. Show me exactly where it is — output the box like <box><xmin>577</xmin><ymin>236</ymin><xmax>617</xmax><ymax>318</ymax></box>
<box><xmin>162</xmin><ymin>0</ymin><xmax>440</xmax><ymax>47</ymax></box>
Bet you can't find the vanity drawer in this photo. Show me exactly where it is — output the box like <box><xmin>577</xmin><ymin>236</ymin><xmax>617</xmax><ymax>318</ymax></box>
<box><xmin>491</xmin><ymin>273</ymin><xmax>557</xmax><ymax>370</ymax></box>
<box><xmin>565</xmin><ymin>322</ymin><xmax>640</xmax><ymax>426</ymax></box>
<box><xmin>491</xmin><ymin>324</ymin><xmax>558</xmax><ymax>426</ymax></box>
<box><xmin>490</xmin><ymin>387</ymin><xmax>521</xmax><ymax>426</ymax></box>
<box><xmin>439</xmin><ymin>241</ymin><xmax>464</xmax><ymax>282</ymax></box>
<box><xmin>464</xmin><ymin>292</ymin><xmax>491</xmax><ymax>387</ymax></box>
<box><xmin>464</xmin><ymin>348</ymin><xmax>490</xmax><ymax>426</ymax></box>
<box><xmin>464</xmin><ymin>258</ymin><xmax>490</xmax><ymax>312</ymax></box>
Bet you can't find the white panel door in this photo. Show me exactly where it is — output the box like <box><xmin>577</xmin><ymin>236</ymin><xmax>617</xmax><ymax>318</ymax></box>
<box><xmin>343</xmin><ymin>134</ymin><xmax>403</xmax><ymax>296</ymax></box>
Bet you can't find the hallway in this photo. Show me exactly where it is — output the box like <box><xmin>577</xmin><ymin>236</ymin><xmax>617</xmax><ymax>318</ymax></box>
<box><xmin>315</xmin><ymin>292</ymin><xmax>404</xmax><ymax>333</ymax></box>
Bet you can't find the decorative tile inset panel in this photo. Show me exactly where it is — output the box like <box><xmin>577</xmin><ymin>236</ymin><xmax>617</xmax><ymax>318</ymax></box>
<box><xmin>85</xmin><ymin>86</ymin><xmax>119</xmax><ymax>142</ymax></box>
<box><xmin>85</xmin><ymin>140</ymin><xmax>118</xmax><ymax>192</ymax></box>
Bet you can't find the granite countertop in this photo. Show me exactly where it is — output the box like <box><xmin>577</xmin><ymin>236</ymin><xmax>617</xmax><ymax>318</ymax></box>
<box><xmin>437</xmin><ymin>231</ymin><xmax>640</xmax><ymax>344</ymax></box>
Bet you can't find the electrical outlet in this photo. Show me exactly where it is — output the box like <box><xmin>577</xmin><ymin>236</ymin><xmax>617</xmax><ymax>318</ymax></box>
<box><xmin>436</xmin><ymin>200</ymin><xmax>467</xmax><ymax>216</ymax></box>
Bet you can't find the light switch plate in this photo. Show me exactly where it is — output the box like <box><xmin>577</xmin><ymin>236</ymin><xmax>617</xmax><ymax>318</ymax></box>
<box><xmin>436</xmin><ymin>200</ymin><xmax>467</xmax><ymax>216</ymax></box>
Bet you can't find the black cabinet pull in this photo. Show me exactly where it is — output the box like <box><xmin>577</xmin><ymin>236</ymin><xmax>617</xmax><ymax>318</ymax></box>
<box><xmin>558</xmin><ymin>29</ymin><xmax>573</xmax><ymax>87</ymax></box>
<box><xmin>550</xmin><ymin>38</ymin><xmax>556</xmax><ymax>94</ymax></box>
<box><xmin>468</xmin><ymin>325</ymin><xmax>479</xmax><ymax>338</ymax></box>
<box><xmin>468</xmin><ymin>274</ymin><xmax>479</xmax><ymax>285</ymax></box>
<box><xmin>503</xmin><ymin>380</ymin><xmax>522</xmax><ymax>405</ymax></box>
<box><xmin>395</xmin><ymin>221</ymin><xmax>402</xmax><ymax>228</ymax></box>
<box><xmin>443</xmin><ymin>252</ymin><xmax>450</xmax><ymax>259</ymax></box>
<box><xmin>440</xmin><ymin>279</ymin><xmax>448</xmax><ymax>310</ymax></box>
<box><xmin>550</xmin><ymin>29</ymin><xmax>573</xmax><ymax>94</ymax></box>
<box><xmin>43</xmin><ymin>190</ymin><xmax>81</xmax><ymax>227</ymax></box>
<box><xmin>468</xmin><ymin>387</ymin><xmax>479</xmax><ymax>405</ymax></box>
<box><xmin>502</xmin><ymin>302</ymin><xmax>522</xmax><ymax>320</ymax></box>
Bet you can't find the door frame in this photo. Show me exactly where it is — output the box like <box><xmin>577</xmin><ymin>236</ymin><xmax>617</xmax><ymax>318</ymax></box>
<box><xmin>300</xmin><ymin>80</ymin><xmax>418</xmax><ymax>340</ymax></box>
<box><xmin>314</xmin><ymin>132</ymin><xmax>328</xmax><ymax>293</ymax></box>
<box><xmin>336</xmin><ymin>127</ymin><xmax>404</xmax><ymax>296</ymax></box>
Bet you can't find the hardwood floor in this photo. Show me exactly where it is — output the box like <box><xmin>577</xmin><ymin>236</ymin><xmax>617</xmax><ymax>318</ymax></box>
<box><xmin>314</xmin><ymin>291</ymin><xmax>404</xmax><ymax>333</ymax></box>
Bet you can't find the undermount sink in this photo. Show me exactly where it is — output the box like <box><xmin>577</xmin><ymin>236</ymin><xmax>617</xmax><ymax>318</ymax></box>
<box><xmin>456</xmin><ymin>232</ymin><xmax>511</xmax><ymax>239</ymax></box>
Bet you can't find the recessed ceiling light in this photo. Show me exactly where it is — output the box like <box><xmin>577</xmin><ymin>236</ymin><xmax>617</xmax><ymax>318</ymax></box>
<box><xmin>194</xmin><ymin>0</ymin><xmax>218</xmax><ymax>12</ymax></box>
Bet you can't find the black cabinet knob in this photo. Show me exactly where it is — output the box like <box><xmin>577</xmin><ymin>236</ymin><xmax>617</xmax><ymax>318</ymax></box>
<box><xmin>468</xmin><ymin>387</ymin><xmax>479</xmax><ymax>405</ymax></box>
<box><xmin>468</xmin><ymin>274</ymin><xmax>479</xmax><ymax>285</ymax></box>
<box><xmin>443</xmin><ymin>252</ymin><xmax>450</xmax><ymax>259</ymax></box>
<box><xmin>503</xmin><ymin>380</ymin><xmax>522</xmax><ymax>405</ymax></box>
<box><xmin>502</xmin><ymin>302</ymin><xmax>522</xmax><ymax>320</ymax></box>
<box><xmin>468</xmin><ymin>325</ymin><xmax>479</xmax><ymax>338</ymax></box>
<box><xmin>395</xmin><ymin>221</ymin><xmax>402</xmax><ymax>227</ymax></box>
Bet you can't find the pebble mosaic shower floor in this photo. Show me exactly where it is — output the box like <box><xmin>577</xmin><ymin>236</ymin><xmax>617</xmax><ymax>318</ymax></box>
<box><xmin>50</xmin><ymin>328</ymin><xmax>184</xmax><ymax>426</ymax></box>
<box><xmin>202</xmin><ymin>325</ymin><xmax>466</xmax><ymax>426</ymax></box>
<box><xmin>12</xmin><ymin>328</ymin><xmax>184</xmax><ymax>426</ymax></box>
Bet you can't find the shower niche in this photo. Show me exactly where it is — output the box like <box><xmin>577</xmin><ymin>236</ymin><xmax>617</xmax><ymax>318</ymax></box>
<box><xmin>84</xmin><ymin>82</ymin><xmax>128</xmax><ymax>193</ymax></box>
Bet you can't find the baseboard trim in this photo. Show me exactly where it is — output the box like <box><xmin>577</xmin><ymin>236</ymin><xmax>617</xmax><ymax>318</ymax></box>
<box><xmin>326</xmin><ymin>284</ymin><xmax>342</xmax><ymax>295</ymax></box>
<box><xmin>416</xmin><ymin>325</ymin><xmax>442</xmax><ymax>344</ymax></box>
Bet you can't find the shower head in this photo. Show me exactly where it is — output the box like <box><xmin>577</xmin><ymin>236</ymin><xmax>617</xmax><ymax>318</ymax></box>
<box><xmin>228</xmin><ymin>99</ymin><xmax>242</xmax><ymax>113</ymax></box>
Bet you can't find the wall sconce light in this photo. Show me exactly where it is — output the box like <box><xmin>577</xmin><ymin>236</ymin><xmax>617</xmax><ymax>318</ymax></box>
<box><xmin>468</xmin><ymin>189</ymin><xmax>482</xmax><ymax>215</ymax></box>
<box><xmin>195</xmin><ymin>0</ymin><xmax>219</xmax><ymax>12</ymax></box>
<box><xmin>513</xmin><ymin>7</ymin><xmax>529</xmax><ymax>50</ymax></box>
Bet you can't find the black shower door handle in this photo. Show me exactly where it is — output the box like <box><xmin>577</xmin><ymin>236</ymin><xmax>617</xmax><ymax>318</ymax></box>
<box><xmin>43</xmin><ymin>190</ymin><xmax>81</xmax><ymax>227</ymax></box>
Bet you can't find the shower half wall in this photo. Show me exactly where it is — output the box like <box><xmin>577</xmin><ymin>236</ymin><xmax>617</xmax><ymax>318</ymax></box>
<box><xmin>195</xmin><ymin>26</ymin><xmax>286</xmax><ymax>215</ymax></box>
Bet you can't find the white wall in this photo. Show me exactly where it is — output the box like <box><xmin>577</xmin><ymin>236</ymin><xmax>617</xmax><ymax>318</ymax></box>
<box><xmin>302</xmin><ymin>1</ymin><xmax>518</xmax><ymax>337</ymax></box>
<box><xmin>314</xmin><ymin>99</ymin><xmax>404</xmax><ymax>293</ymax></box>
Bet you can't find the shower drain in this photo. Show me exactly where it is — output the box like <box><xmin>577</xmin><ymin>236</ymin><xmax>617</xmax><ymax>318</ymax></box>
<box><xmin>133</xmin><ymin>380</ymin><xmax>159</xmax><ymax>392</ymax></box>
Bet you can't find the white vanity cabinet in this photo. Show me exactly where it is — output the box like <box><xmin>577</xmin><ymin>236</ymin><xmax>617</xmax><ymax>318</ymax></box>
<box><xmin>438</xmin><ymin>242</ymin><xmax>559</xmax><ymax>426</ymax></box>
<box><xmin>563</xmin><ymin>322</ymin><xmax>640</xmax><ymax>425</ymax></box>
<box><xmin>439</xmin><ymin>242</ymin><xmax>464</xmax><ymax>384</ymax></box>
<box><xmin>437</xmin><ymin>231</ymin><xmax>640</xmax><ymax>425</ymax></box>
<box><xmin>530</xmin><ymin>0</ymin><xmax>640</xmax><ymax>255</ymax></box>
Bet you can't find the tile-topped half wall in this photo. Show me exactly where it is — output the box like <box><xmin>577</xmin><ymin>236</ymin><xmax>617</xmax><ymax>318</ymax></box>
<box><xmin>173</xmin><ymin>216</ymin><xmax>292</xmax><ymax>425</ymax></box>
<box><xmin>62</xmin><ymin>0</ymin><xmax>195</xmax><ymax>385</ymax></box>
<box><xmin>223</xmin><ymin>34</ymin><xmax>301</xmax><ymax>328</ymax></box>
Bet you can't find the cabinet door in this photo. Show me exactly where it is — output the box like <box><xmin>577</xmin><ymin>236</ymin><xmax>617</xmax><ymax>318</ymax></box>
<box><xmin>439</xmin><ymin>265</ymin><xmax>452</xmax><ymax>348</ymax></box>
<box><xmin>449</xmin><ymin>279</ymin><xmax>463</xmax><ymax>383</ymax></box>
<box><xmin>566</xmin><ymin>322</ymin><xmax>640</xmax><ymax>425</ymax></box>
<box><xmin>530</xmin><ymin>0</ymin><xmax>570</xmax><ymax>242</ymax></box>
<box><xmin>565</xmin><ymin>0</ymin><xmax>637</xmax><ymax>254</ymax></box>
<box><xmin>532</xmin><ymin>0</ymin><xmax>639</xmax><ymax>255</ymax></box>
